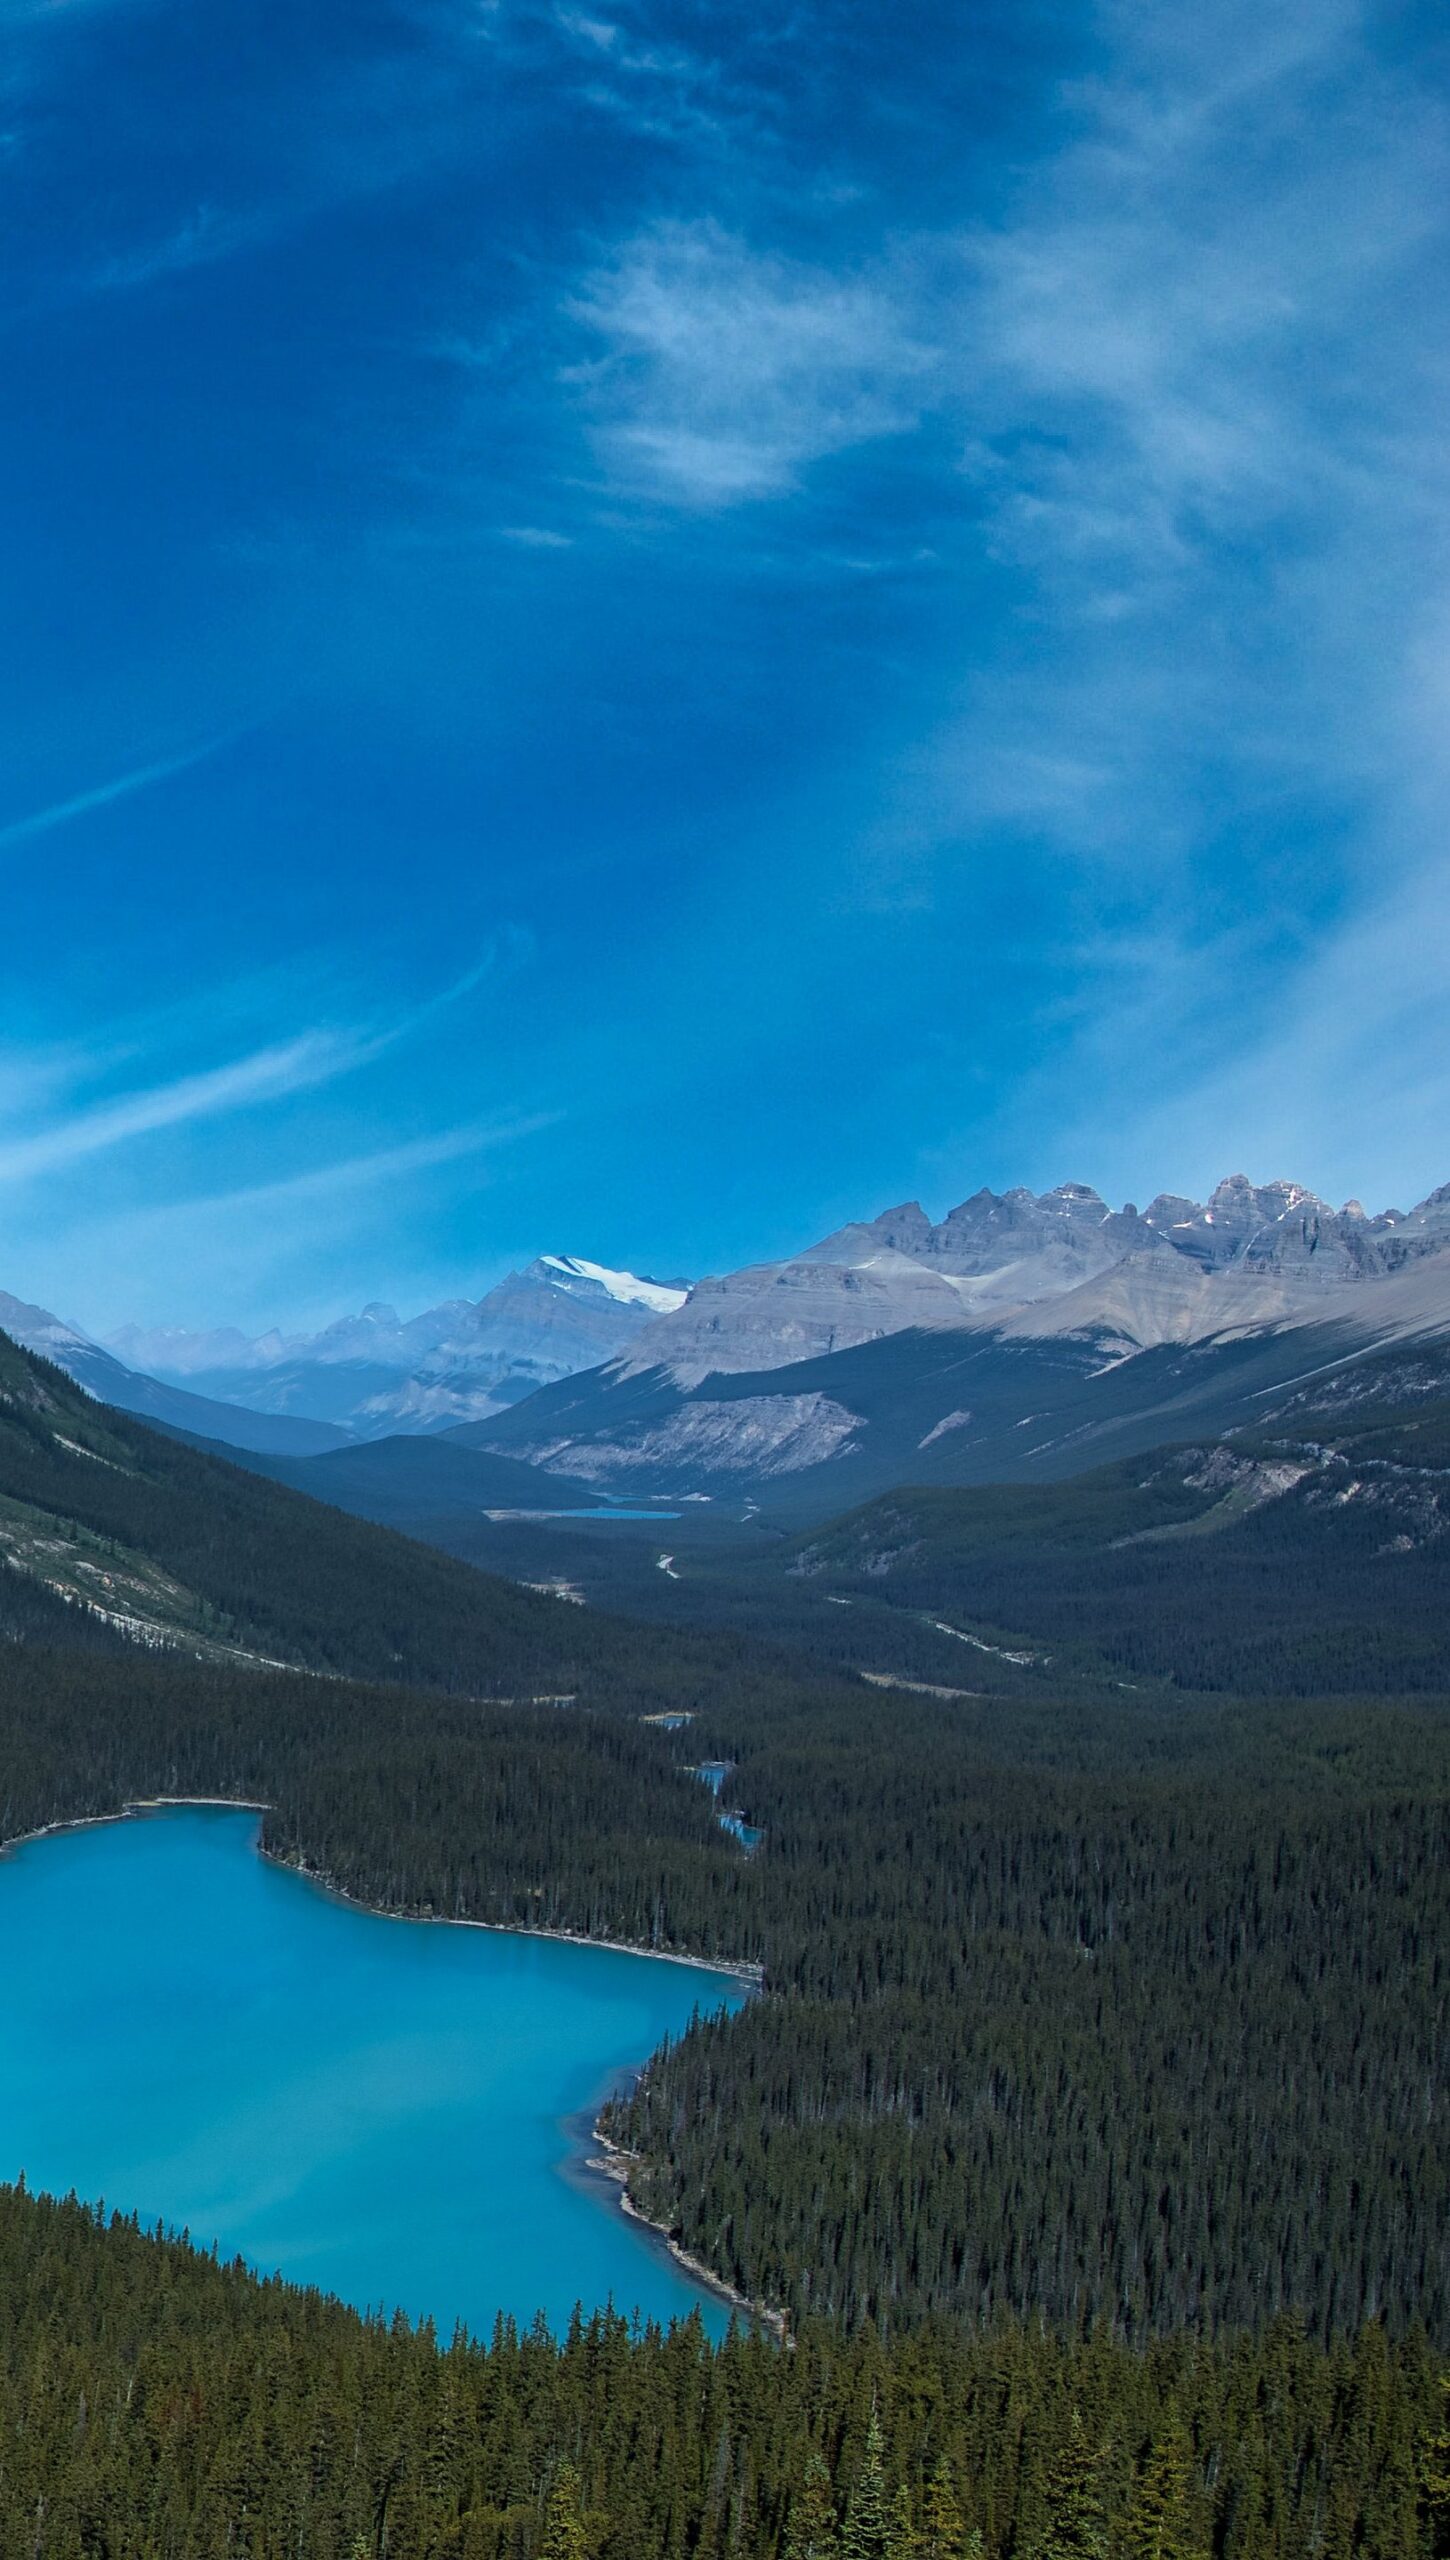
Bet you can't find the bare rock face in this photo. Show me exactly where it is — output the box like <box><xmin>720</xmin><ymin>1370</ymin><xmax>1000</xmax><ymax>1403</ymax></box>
<box><xmin>509</xmin><ymin>1391</ymin><xmax>863</xmax><ymax>1480</ymax></box>
<box><xmin>1140</xmin><ymin>1175</ymin><xmax>1450</xmax><ymax>1285</ymax></box>
<box><xmin>812</xmin><ymin>1183</ymin><xmax>1165</xmax><ymax>1295</ymax></box>
<box><xmin>619</xmin><ymin>1171</ymin><xmax>1450</xmax><ymax>1388</ymax></box>
<box><xmin>618</xmin><ymin>1250</ymin><xmax>972</xmax><ymax>1387</ymax></box>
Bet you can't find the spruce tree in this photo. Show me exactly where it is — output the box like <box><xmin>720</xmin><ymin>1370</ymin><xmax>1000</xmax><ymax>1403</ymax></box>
<box><xmin>539</xmin><ymin>2460</ymin><xmax>588</xmax><ymax>2560</ymax></box>
<box><xmin>842</xmin><ymin>2411</ymin><xmax>893</xmax><ymax>2560</ymax></box>
<box><xmin>888</xmin><ymin>2480</ymin><xmax>918</xmax><ymax>2558</ymax></box>
<box><xmin>921</xmin><ymin>2457</ymin><xmax>964</xmax><ymax>2560</ymax></box>
<box><xmin>1036</xmin><ymin>2412</ymin><xmax>1108</xmax><ymax>2560</ymax></box>
<box><xmin>785</xmin><ymin>2458</ymin><xmax>840</xmax><ymax>2560</ymax></box>
<box><xmin>1421</xmin><ymin>2377</ymin><xmax>1450</xmax><ymax>2560</ymax></box>
<box><xmin>1123</xmin><ymin>2418</ymin><xmax>1203</xmax><ymax>2560</ymax></box>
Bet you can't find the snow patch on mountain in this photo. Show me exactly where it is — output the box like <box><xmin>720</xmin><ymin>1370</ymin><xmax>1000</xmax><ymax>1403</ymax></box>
<box><xmin>539</xmin><ymin>1256</ymin><xmax>687</xmax><ymax>1314</ymax></box>
<box><xmin>93</xmin><ymin>1254</ymin><xmax>694</xmax><ymax>1439</ymax></box>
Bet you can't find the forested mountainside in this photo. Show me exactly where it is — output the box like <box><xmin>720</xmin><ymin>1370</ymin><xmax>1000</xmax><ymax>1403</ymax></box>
<box><xmin>396</xmin><ymin>1340</ymin><xmax>1450</xmax><ymax>1706</ymax></box>
<box><xmin>3</xmin><ymin>2185</ymin><xmax>1444</xmax><ymax>2560</ymax></box>
<box><xmin>0</xmin><ymin>1323</ymin><xmax>1447</xmax><ymax>2463</ymax></box>
<box><xmin>767</xmin><ymin>1349</ymin><xmax>1450</xmax><ymax>1695</ymax></box>
<box><xmin>602</xmin><ymin>1689</ymin><xmax>1448</xmax><ymax>2337</ymax></box>
<box><xmin>0</xmin><ymin>1329</ymin><xmax>819</xmax><ymax>1713</ymax></box>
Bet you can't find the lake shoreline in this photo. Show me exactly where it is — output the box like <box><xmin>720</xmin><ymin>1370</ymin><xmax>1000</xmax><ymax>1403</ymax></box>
<box><xmin>265</xmin><ymin>1841</ymin><xmax>764</xmax><ymax>1988</ymax></box>
<box><xmin>0</xmin><ymin>1795</ymin><xmax>777</xmax><ymax>2336</ymax></box>
<box><xmin>583</xmin><ymin>2124</ymin><xmax>789</xmax><ymax>2342</ymax></box>
<box><xmin>0</xmin><ymin>1798</ymin><xmax>761</xmax><ymax>1986</ymax></box>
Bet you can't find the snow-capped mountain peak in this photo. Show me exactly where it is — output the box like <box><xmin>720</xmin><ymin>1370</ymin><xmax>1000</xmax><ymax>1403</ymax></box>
<box><xmin>539</xmin><ymin>1256</ymin><xmax>688</xmax><ymax>1314</ymax></box>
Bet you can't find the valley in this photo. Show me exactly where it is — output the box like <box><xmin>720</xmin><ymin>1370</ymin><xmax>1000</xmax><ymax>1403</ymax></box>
<box><xmin>0</xmin><ymin>1274</ymin><xmax>1444</xmax><ymax>2555</ymax></box>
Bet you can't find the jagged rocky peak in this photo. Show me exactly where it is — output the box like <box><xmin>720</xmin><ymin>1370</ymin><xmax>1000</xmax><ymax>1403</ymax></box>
<box><xmin>1037</xmin><ymin>1181</ymin><xmax>1108</xmax><ymax>1216</ymax></box>
<box><xmin>855</xmin><ymin>1201</ymin><xmax>935</xmax><ymax>1255</ymax></box>
<box><xmin>844</xmin><ymin>1181</ymin><xmax>1160</xmax><ymax>1283</ymax></box>
<box><xmin>804</xmin><ymin>1169</ymin><xmax>1450</xmax><ymax>1316</ymax></box>
<box><xmin>1142</xmin><ymin>1176</ymin><xmax>1335</xmax><ymax>1269</ymax></box>
<box><xmin>1135</xmin><ymin>1174</ymin><xmax>1450</xmax><ymax>1284</ymax></box>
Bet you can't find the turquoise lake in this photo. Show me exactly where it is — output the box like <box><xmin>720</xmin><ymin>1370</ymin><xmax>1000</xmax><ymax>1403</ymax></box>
<box><xmin>0</xmin><ymin>1806</ymin><xmax>746</xmax><ymax>2338</ymax></box>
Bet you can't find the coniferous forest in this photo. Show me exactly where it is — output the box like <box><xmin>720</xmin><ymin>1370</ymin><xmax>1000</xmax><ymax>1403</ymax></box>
<box><xmin>0</xmin><ymin>1331</ymin><xmax>1446</xmax><ymax>2552</ymax></box>
<box><xmin>0</xmin><ymin>2185</ymin><xmax>1445</xmax><ymax>2560</ymax></box>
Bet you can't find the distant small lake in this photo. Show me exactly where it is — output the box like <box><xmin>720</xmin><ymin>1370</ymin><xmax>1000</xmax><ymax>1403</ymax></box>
<box><xmin>0</xmin><ymin>1808</ymin><xmax>746</xmax><ymax>2337</ymax></box>
<box><xmin>482</xmin><ymin>1508</ymin><xmax>680</xmax><ymax>1521</ymax></box>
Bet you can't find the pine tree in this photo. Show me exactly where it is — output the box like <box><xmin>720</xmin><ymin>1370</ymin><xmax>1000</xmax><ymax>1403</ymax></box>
<box><xmin>1123</xmin><ymin>2418</ymin><xmax>1203</xmax><ymax>2560</ymax></box>
<box><xmin>1036</xmin><ymin>2412</ymin><xmax>1108</xmax><ymax>2560</ymax></box>
<box><xmin>843</xmin><ymin>2411</ymin><xmax>894</xmax><ymax>2560</ymax></box>
<box><xmin>921</xmin><ymin>2457</ymin><xmax>964</xmax><ymax>2560</ymax></box>
<box><xmin>1421</xmin><ymin>2376</ymin><xmax>1450</xmax><ymax>2560</ymax></box>
<box><xmin>888</xmin><ymin>2480</ymin><xmax>919</xmax><ymax>2558</ymax></box>
<box><xmin>540</xmin><ymin>2460</ymin><xmax>588</xmax><ymax>2560</ymax></box>
<box><xmin>785</xmin><ymin>2458</ymin><xmax>840</xmax><ymax>2560</ymax></box>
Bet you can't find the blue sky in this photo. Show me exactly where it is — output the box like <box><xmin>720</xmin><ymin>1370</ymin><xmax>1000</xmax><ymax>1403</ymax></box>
<box><xmin>2</xmin><ymin>0</ymin><xmax>1447</xmax><ymax>1330</ymax></box>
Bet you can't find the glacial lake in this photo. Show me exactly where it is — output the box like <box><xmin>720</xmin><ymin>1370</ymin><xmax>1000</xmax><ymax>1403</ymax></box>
<box><xmin>0</xmin><ymin>1806</ymin><xmax>747</xmax><ymax>2337</ymax></box>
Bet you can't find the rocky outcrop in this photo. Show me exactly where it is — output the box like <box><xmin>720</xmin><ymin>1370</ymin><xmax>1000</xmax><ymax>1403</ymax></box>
<box><xmin>511</xmin><ymin>1391</ymin><xmax>863</xmax><ymax>1481</ymax></box>
<box><xmin>615</xmin><ymin>1251</ymin><xmax>972</xmax><ymax>1387</ymax></box>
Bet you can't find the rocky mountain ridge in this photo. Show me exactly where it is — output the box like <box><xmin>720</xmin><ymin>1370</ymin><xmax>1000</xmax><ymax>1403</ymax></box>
<box><xmin>611</xmin><ymin>1172</ymin><xmax>1450</xmax><ymax>1387</ymax></box>
<box><xmin>454</xmin><ymin>1175</ymin><xmax>1450</xmax><ymax>1510</ymax></box>
<box><xmin>9</xmin><ymin>1170</ymin><xmax>1450</xmax><ymax>1477</ymax></box>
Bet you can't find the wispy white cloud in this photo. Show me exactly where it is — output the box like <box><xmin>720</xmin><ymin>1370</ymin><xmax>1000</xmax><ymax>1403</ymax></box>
<box><xmin>567</xmin><ymin>219</ymin><xmax>936</xmax><ymax>505</ymax></box>
<box><xmin>822</xmin><ymin>0</ymin><xmax>1450</xmax><ymax>1200</ymax></box>
<box><xmin>957</xmin><ymin>0</ymin><xmax>1448</xmax><ymax>599</ymax></box>
<box><xmin>87</xmin><ymin>202</ymin><xmax>274</xmax><ymax>295</ymax></box>
<box><xmin>26</xmin><ymin>1112</ymin><xmax>561</xmax><ymax>1333</ymax></box>
<box><xmin>1017</xmin><ymin>844</ymin><xmax>1450</xmax><ymax>1214</ymax></box>
<box><xmin>476</xmin><ymin>0</ymin><xmax>770</xmax><ymax>153</ymax></box>
<box><xmin>0</xmin><ymin>1032</ymin><xmax>359</xmax><ymax>1186</ymax></box>
<box><xmin>0</xmin><ymin>733</ymin><xmax>237</xmax><ymax>853</ymax></box>
<box><xmin>108</xmin><ymin>1113</ymin><xmax>559</xmax><ymax>1230</ymax></box>
<box><xmin>212</xmin><ymin>1114</ymin><xmax>557</xmax><ymax>1210</ymax></box>
<box><xmin>0</xmin><ymin>940</ymin><xmax>531</xmax><ymax>1190</ymax></box>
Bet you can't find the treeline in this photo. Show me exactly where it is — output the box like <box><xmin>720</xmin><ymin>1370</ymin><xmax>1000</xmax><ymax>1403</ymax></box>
<box><xmin>0</xmin><ymin>2182</ymin><xmax>1444</xmax><ymax>2560</ymax></box>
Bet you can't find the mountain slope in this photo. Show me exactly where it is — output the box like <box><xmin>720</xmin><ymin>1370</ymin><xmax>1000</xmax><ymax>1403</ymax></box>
<box><xmin>775</xmin><ymin>1335</ymin><xmax>1450</xmax><ymax>1693</ymax></box>
<box><xmin>0</xmin><ymin>1293</ymin><xmax>351</xmax><ymax>1456</ymax></box>
<box><xmin>0</xmin><ymin>1322</ymin><xmax>860</xmax><ymax>1720</ymax></box>
<box><xmin>0</xmin><ymin>1326</ymin><xmax>573</xmax><ymax>1685</ymax></box>
<box><xmin>444</xmin><ymin>1253</ymin><xmax>1450</xmax><ymax>1520</ymax></box>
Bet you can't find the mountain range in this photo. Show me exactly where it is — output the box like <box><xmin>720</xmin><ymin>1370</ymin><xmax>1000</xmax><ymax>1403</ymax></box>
<box><xmin>600</xmin><ymin>1173</ymin><xmax>1450</xmax><ymax>1387</ymax></box>
<box><xmin>6</xmin><ymin>1171</ymin><xmax>1450</xmax><ymax>1515</ymax></box>
<box><xmin>440</xmin><ymin>1172</ymin><xmax>1450</xmax><ymax>1514</ymax></box>
<box><xmin>1</xmin><ymin>1257</ymin><xmax>687</xmax><ymax>1449</ymax></box>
